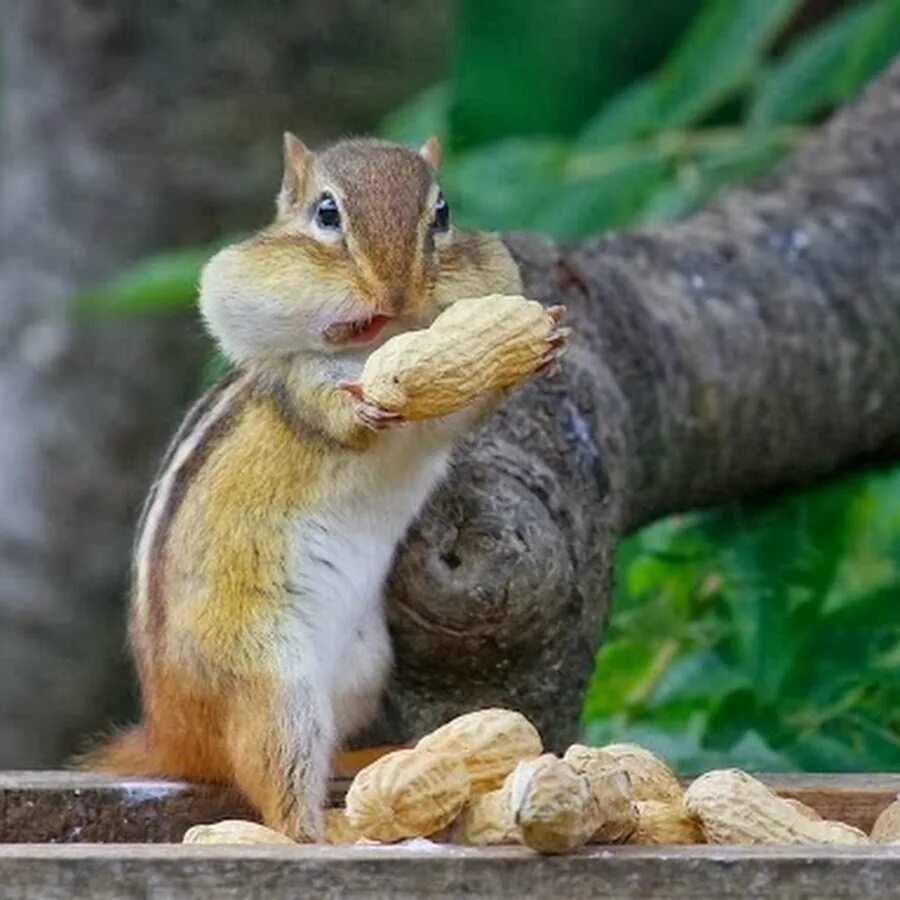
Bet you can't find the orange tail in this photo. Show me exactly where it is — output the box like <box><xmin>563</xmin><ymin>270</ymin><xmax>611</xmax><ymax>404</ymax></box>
<box><xmin>77</xmin><ymin>725</ymin><xmax>164</xmax><ymax>778</ymax></box>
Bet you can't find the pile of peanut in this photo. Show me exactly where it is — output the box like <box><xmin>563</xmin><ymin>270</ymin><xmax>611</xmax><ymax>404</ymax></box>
<box><xmin>184</xmin><ymin>707</ymin><xmax>900</xmax><ymax>852</ymax></box>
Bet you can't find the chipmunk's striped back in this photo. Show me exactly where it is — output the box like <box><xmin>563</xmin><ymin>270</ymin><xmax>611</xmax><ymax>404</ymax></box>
<box><xmin>131</xmin><ymin>369</ymin><xmax>250</xmax><ymax>647</ymax></box>
<box><xmin>90</xmin><ymin>357</ymin><xmax>460</xmax><ymax>808</ymax></box>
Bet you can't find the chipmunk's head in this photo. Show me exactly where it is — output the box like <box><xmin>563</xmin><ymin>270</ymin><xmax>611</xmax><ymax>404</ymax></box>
<box><xmin>200</xmin><ymin>134</ymin><xmax>520</xmax><ymax>363</ymax></box>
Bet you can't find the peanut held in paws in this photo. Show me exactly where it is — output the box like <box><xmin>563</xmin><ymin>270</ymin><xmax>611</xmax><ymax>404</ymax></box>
<box><xmin>357</xmin><ymin>295</ymin><xmax>566</xmax><ymax>420</ymax></box>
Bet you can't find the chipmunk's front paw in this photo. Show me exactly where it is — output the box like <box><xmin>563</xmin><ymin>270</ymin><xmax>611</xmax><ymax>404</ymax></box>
<box><xmin>339</xmin><ymin>381</ymin><xmax>407</xmax><ymax>431</ymax></box>
<box><xmin>537</xmin><ymin>305</ymin><xmax>571</xmax><ymax>377</ymax></box>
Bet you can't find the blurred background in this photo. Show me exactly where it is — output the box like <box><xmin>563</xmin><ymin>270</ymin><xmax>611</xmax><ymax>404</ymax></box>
<box><xmin>1</xmin><ymin>0</ymin><xmax>899</xmax><ymax>771</ymax></box>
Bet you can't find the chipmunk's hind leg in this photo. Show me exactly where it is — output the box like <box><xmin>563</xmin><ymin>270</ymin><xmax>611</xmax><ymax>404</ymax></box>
<box><xmin>226</xmin><ymin>680</ymin><xmax>334</xmax><ymax>842</ymax></box>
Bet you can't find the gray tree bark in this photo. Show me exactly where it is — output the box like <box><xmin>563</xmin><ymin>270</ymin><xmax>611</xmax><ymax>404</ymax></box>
<box><xmin>0</xmin><ymin>0</ymin><xmax>449</xmax><ymax>766</ymax></box>
<box><xmin>367</xmin><ymin>58</ymin><xmax>900</xmax><ymax>749</ymax></box>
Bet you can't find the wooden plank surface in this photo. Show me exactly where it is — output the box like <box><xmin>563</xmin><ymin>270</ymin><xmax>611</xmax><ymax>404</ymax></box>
<box><xmin>1</xmin><ymin>771</ymin><xmax>897</xmax><ymax>843</ymax></box>
<box><xmin>0</xmin><ymin>773</ymin><xmax>898</xmax><ymax>897</ymax></box>
<box><xmin>757</xmin><ymin>773</ymin><xmax>900</xmax><ymax>833</ymax></box>
<box><xmin>0</xmin><ymin>844</ymin><xmax>898</xmax><ymax>899</ymax></box>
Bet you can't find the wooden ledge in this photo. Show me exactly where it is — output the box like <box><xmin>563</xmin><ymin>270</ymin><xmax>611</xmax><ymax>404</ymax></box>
<box><xmin>0</xmin><ymin>773</ymin><xmax>897</xmax><ymax>897</ymax></box>
<box><xmin>0</xmin><ymin>771</ymin><xmax>897</xmax><ymax>843</ymax></box>
<box><xmin>0</xmin><ymin>771</ymin><xmax>900</xmax><ymax>843</ymax></box>
<box><xmin>0</xmin><ymin>844</ymin><xmax>897</xmax><ymax>899</ymax></box>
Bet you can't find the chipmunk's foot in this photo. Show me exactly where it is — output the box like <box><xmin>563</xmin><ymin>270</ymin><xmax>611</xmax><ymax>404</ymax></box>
<box><xmin>339</xmin><ymin>381</ymin><xmax>407</xmax><ymax>431</ymax></box>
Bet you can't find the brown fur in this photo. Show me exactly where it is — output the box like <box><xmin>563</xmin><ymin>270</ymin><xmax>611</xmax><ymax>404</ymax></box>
<box><xmin>84</xmin><ymin>136</ymin><xmax>524</xmax><ymax>840</ymax></box>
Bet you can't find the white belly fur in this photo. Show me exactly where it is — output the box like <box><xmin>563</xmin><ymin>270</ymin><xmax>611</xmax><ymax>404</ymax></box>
<box><xmin>282</xmin><ymin>427</ymin><xmax>452</xmax><ymax>739</ymax></box>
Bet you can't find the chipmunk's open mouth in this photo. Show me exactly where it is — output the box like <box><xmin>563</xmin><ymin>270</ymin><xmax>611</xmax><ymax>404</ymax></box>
<box><xmin>324</xmin><ymin>314</ymin><xmax>393</xmax><ymax>345</ymax></box>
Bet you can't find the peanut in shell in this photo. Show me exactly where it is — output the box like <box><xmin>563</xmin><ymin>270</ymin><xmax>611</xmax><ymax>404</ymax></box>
<box><xmin>562</xmin><ymin>745</ymin><xmax>637</xmax><ymax>843</ymax></box>
<box><xmin>684</xmin><ymin>769</ymin><xmax>870</xmax><ymax>845</ymax></box>
<box><xmin>629</xmin><ymin>800</ymin><xmax>705</xmax><ymax>845</ymax></box>
<box><xmin>359</xmin><ymin>295</ymin><xmax>555</xmax><ymax>419</ymax></box>
<box><xmin>871</xmin><ymin>796</ymin><xmax>900</xmax><ymax>843</ymax></box>
<box><xmin>453</xmin><ymin>785</ymin><xmax>522</xmax><ymax>846</ymax></box>
<box><xmin>323</xmin><ymin>807</ymin><xmax>362</xmax><ymax>844</ymax></box>
<box><xmin>345</xmin><ymin>747</ymin><xmax>471</xmax><ymax>842</ymax></box>
<box><xmin>598</xmin><ymin>742</ymin><xmax>684</xmax><ymax>803</ymax></box>
<box><xmin>416</xmin><ymin>707</ymin><xmax>543</xmax><ymax>796</ymax></box>
<box><xmin>508</xmin><ymin>755</ymin><xmax>601</xmax><ymax>854</ymax></box>
<box><xmin>182</xmin><ymin>819</ymin><xmax>295</xmax><ymax>845</ymax></box>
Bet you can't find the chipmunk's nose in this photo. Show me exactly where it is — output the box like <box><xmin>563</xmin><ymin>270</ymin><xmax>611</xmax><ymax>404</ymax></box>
<box><xmin>378</xmin><ymin>282</ymin><xmax>425</xmax><ymax>317</ymax></box>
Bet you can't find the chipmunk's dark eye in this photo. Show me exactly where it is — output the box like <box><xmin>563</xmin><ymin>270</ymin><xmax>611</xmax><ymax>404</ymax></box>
<box><xmin>315</xmin><ymin>192</ymin><xmax>341</xmax><ymax>231</ymax></box>
<box><xmin>432</xmin><ymin>192</ymin><xmax>450</xmax><ymax>232</ymax></box>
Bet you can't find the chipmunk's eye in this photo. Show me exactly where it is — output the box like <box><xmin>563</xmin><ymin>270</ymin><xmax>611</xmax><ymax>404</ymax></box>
<box><xmin>432</xmin><ymin>192</ymin><xmax>450</xmax><ymax>233</ymax></box>
<box><xmin>315</xmin><ymin>192</ymin><xmax>341</xmax><ymax>231</ymax></box>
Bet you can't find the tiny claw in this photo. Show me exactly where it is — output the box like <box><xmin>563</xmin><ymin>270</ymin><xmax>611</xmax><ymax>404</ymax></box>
<box><xmin>546</xmin><ymin>304</ymin><xmax>567</xmax><ymax>324</ymax></box>
<box><xmin>338</xmin><ymin>380</ymin><xmax>365</xmax><ymax>400</ymax></box>
<box><xmin>548</xmin><ymin>325</ymin><xmax>572</xmax><ymax>347</ymax></box>
<box><xmin>356</xmin><ymin>402</ymin><xmax>407</xmax><ymax>431</ymax></box>
<box><xmin>338</xmin><ymin>380</ymin><xmax>406</xmax><ymax>430</ymax></box>
<box><xmin>536</xmin><ymin>345</ymin><xmax>567</xmax><ymax>377</ymax></box>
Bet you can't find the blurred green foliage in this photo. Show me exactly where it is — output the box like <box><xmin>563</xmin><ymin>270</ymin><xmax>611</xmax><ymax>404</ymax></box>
<box><xmin>79</xmin><ymin>0</ymin><xmax>900</xmax><ymax>771</ymax></box>
<box><xmin>584</xmin><ymin>469</ymin><xmax>900</xmax><ymax>772</ymax></box>
<box><xmin>446</xmin><ymin>0</ymin><xmax>700</xmax><ymax>148</ymax></box>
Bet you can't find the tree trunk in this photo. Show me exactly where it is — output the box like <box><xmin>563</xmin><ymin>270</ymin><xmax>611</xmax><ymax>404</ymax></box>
<box><xmin>366</xmin><ymin>59</ymin><xmax>900</xmax><ymax>749</ymax></box>
<box><xmin>0</xmin><ymin>0</ymin><xmax>448</xmax><ymax>766</ymax></box>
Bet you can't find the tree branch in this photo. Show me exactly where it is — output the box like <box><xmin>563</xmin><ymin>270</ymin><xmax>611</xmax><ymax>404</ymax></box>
<box><xmin>369</xmin><ymin>59</ymin><xmax>900</xmax><ymax>749</ymax></box>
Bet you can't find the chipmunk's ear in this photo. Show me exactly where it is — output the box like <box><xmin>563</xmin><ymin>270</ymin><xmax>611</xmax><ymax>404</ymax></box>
<box><xmin>278</xmin><ymin>132</ymin><xmax>311</xmax><ymax>216</ymax></box>
<box><xmin>419</xmin><ymin>136</ymin><xmax>442</xmax><ymax>170</ymax></box>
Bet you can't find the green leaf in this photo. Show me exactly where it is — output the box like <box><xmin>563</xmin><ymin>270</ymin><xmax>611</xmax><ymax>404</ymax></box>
<box><xmin>704</xmin><ymin>688</ymin><xmax>788</xmax><ymax>751</ymax></box>
<box><xmin>641</xmin><ymin>177</ymin><xmax>705</xmax><ymax>223</ymax></box>
<box><xmin>442</xmin><ymin>138</ymin><xmax>567</xmax><ymax>231</ymax></box>
<box><xmin>837</xmin><ymin>0</ymin><xmax>900</xmax><ymax>100</ymax></box>
<box><xmin>582</xmin><ymin>639</ymin><xmax>657</xmax><ymax>719</ymax></box>
<box><xmin>74</xmin><ymin>246</ymin><xmax>216</xmax><ymax>315</ymax></box>
<box><xmin>647</xmin><ymin>650</ymin><xmax>749</xmax><ymax>708</ymax></box>
<box><xmin>724</xmin><ymin>729</ymin><xmax>796</xmax><ymax>771</ymax></box>
<box><xmin>655</xmin><ymin>0</ymin><xmax>800</xmax><ymax>127</ymax></box>
<box><xmin>575</xmin><ymin>78</ymin><xmax>660</xmax><ymax>151</ymax></box>
<box><xmin>448</xmin><ymin>0</ymin><xmax>698</xmax><ymax>149</ymax></box>
<box><xmin>641</xmin><ymin>131</ymin><xmax>791</xmax><ymax>222</ymax></box>
<box><xmin>379</xmin><ymin>85</ymin><xmax>447</xmax><ymax>146</ymax></box>
<box><xmin>845</xmin><ymin>713</ymin><xmax>900</xmax><ymax>767</ymax></box>
<box><xmin>750</xmin><ymin>5</ymin><xmax>871</xmax><ymax>125</ymax></box>
<box><xmin>785</xmin><ymin>731</ymin><xmax>875</xmax><ymax>771</ymax></box>
<box><xmin>535</xmin><ymin>156</ymin><xmax>669</xmax><ymax>239</ymax></box>
<box><xmin>822</xmin><ymin>585</ymin><xmax>900</xmax><ymax>631</ymax></box>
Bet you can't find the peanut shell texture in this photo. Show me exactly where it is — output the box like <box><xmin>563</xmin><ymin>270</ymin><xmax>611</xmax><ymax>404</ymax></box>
<box><xmin>508</xmin><ymin>755</ymin><xmax>601</xmax><ymax>854</ymax></box>
<box><xmin>598</xmin><ymin>742</ymin><xmax>684</xmax><ymax>803</ymax></box>
<box><xmin>871</xmin><ymin>796</ymin><xmax>900</xmax><ymax>843</ymax></box>
<box><xmin>453</xmin><ymin>785</ymin><xmax>522</xmax><ymax>846</ymax></box>
<box><xmin>360</xmin><ymin>294</ymin><xmax>555</xmax><ymax>419</ymax></box>
<box><xmin>629</xmin><ymin>800</ymin><xmax>705</xmax><ymax>845</ymax></box>
<box><xmin>323</xmin><ymin>808</ymin><xmax>362</xmax><ymax>844</ymax></box>
<box><xmin>684</xmin><ymin>769</ymin><xmax>870</xmax><ymax>845</ymax></box>
<box><xmin>416</xmin><ymin>707</ymin><xmax>543</xmax><ymax>796</ymax></box>
<box><xmin>182</xmin><ymin>819</ymin><xmax>295</xmax><ymax>845</ymax></box>
<box><xmin>345</xmin><ymin>748</ymin><xmax>471</xmax><ymax>842</ymax></box>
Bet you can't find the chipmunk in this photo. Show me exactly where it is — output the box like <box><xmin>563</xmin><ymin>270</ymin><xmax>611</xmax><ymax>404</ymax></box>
<box><xmin>86</xmin><ymin>133</ymin><xmax>567</xmax><ymax>840</ymax></box>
